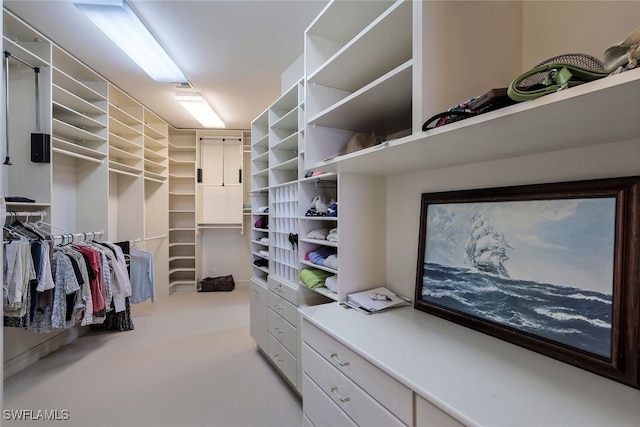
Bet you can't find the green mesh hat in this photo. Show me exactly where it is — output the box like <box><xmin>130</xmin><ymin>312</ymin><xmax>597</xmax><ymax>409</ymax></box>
<box><xmin>604</xmin><ymin>28</ymin><xmax>640</xmax><ymax>73</ymax></box>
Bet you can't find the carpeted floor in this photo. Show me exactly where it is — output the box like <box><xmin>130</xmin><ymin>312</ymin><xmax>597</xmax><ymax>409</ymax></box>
<box><xmin>3</xmin><ymin>285</ymin><xmax>303</xmax><ymax>427</ymax></box>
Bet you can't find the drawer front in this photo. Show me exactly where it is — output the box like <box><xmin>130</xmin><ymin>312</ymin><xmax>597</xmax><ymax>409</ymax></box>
<box><xmin>303</xmin><ymin>319</ymin><xmax>412</xmax><ymax>425</ymax></box>
<box><xmin>268</xmin><ymin>308</ymin><xmax>298</xmax><ymax>356</ymax></box>
<box><xmin>303</xmin><ymin>343</ymin><xmax>405</xmax><ymax>427</ymax></box>
<box><xmin>303</xmin><ymin>373</ymin><xmax>357</xmax><ymax>427</ymax></box>
<box><xmin>268</xmin><ymin>290</ymin><xmax>298</xmax><ymax>326</ymax></box>
<box><xmin>267</xmin><ymin>334</ymin><xmax>296</xmax><ymax>386</ymax></box>
<box><xmin>415</xmin><ymin>394</ymin><xmax>464</xmax><ymax>427</ymax></box>
<box><xmin>268</xmin><ymin>276</ymin><xmax>297</xmax><ymax>305</ymax></box>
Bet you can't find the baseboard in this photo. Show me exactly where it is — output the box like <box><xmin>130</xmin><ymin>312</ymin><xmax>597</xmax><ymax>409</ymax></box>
<box><xmin>3</xmin><ymin>326</ymin><xmax>88</xmax><ymax>379</ymax></box>
<box><xmin>235</xmin><ymin>280</ymin><xmax>250</xmax><ymax>289</ymax></box>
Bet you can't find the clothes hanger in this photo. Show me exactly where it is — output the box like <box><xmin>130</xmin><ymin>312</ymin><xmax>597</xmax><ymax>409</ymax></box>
<box><xmin>25</xmin><ymin>212</ymin><xmax>56</xmax><ymax>240</ymax></box>
<box><xmin>11</xmin><ymin>212</ymin><xmax>45</xmax><ymax>240</ymax></box>
<box><xmin>5</xmin><ymin>213</ymin><xmax>36</xmax><ymax>243</ymax></box>
<box><xmin>32</xmin><ymin>217</ymin><xmax>69</xmax><ymax>236</ymax></box>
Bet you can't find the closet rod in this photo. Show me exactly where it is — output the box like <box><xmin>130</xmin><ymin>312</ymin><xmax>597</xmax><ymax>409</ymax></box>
<box><xmin>52</xmin><ymin>230</ymin><xmax>104</xmax><ymax>244</ymax></box>
<box><xmin>4</xmin><ymin>210</ymin><xmax>46</xmax><ymax>220</ymax></box>
<box><xmin>132</xmin><ymin>234</ymin><xmax>167</xmax><ymax>242</ymax></box>
<box><xmin>199</xmin><ymin>136</ymin><xmax>242</xmax><ymax>142</ymax></box>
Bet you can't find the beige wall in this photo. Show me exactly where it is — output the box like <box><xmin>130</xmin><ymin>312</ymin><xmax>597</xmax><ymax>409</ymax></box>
<box><xmin>522</xmin><ymin>1</ymin><xmax>640</xmax><ymax>68</ymax></box>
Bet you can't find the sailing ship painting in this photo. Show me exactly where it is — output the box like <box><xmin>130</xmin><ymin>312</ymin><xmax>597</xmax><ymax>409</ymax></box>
<box><xmin>464</xmin><ymin>212</ymin><xmax>512</xmax><ymax>278</ymax></box>
<box><xmin>418</xmin><ymin>197</ymin><xmax>617</xmax><ymax>359</ymax></box>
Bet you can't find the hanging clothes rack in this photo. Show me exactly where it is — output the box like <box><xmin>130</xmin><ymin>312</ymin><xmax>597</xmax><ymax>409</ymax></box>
<box><xmin>131</xmin><ymin>234</ymin><xmax>167</xmax><ymax>243</ymax></box>
<box><xmin>197</xmin><ymin>136</ymin><xmax>243</xmax><ymax>185</ymax></box>
<box><xmin>3</xmin><ymin>211</ymin><xmax>103</xmax><ymax>245</ymax></box>
<box><xmin>3</xmin><ymin>50</ymin><xmax>38</xmax><ymax>70</ymax></box>
<box><xmin>4</xmin><ymin>210</ymin><xmax>47</xmax><ymax>221</ymax></box>
<box><xmin>51</xmin><ymin>230</ymin><xmax>104</xmax><ymax>246</ymax></box>
<box><xmin>4</xmin><ymin>50</ymin><xmax>44</xmax><ymax>165</ymax></box>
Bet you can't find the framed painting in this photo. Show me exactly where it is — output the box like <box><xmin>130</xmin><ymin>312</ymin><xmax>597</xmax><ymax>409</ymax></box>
<box><xmin>414</xmin><ymin>176</ymin><xmax>640</xmax><ymax>388</ymax></box>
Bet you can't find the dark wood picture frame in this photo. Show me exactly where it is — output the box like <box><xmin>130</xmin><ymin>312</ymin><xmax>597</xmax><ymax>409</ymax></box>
<box><xmin>414</xmin><ymin>176</ymin><xmax>640</xmax><ymax>388</ymax></box>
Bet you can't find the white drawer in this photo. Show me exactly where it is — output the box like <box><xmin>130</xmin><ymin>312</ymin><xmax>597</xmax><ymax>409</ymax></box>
<box><xmin>267</xmin><ymin>334</ymin><xmax>296</xmax><ymax>386</ymax></box>
<box><xmin>268</xmin><ymin>290</ymin><xmax>298</xmax><ymax>326</ymax></box>
<box><xmin>268</xmin><ymin>308</ymin><xmax>297</xmax><ymax>356</ymax></box>
<box><xmin>303</xmin><ymin>373</ymin><xmax>357</xmax><ymax>427</ymax></box>
<box><xmin>303</xmin><ymin>343</ymin><xmax>405</xmax><ymax>427</ymax></box>
<box><xmin>268</xmin><ymin>275</ymin><xmax>297</xmax><ymax>305</ymax></box>
<box><xmin>303</xmin><ymin>319</ymin><xmax>412</xmax><ymax>425</ymax></box>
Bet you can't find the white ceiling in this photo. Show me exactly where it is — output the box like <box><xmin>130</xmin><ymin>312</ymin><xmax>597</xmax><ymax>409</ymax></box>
<box><xmin>4</xmin><ymin>0</ymin><xmax>329</xmax><ymax>130</ymax></box>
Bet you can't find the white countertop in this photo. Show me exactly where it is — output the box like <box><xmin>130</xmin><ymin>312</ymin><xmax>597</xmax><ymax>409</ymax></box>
<box><xmin>299</xmin><ymin>302</ymin><xmax>640</xmax><ymax>426</ymax></box>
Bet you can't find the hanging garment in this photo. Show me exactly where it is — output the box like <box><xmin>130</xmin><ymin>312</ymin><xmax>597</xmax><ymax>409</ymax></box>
<box><xmin>3</xmin><ymin>234</ymin><xmax>136</xmax><ymax>333</ymax></box>
<box><xmin>50</xmin><ymin>251</ymin><xmax>80</xmax><ymax>330</ymax></box>
<box><xmin>129</xmin><ymin>247</ymin><xmax>155</xmax><ymax>304</ymax></box>
<box><xmin>91</xmin><ymin>241</ymin><xmax>135</xmax><ymax>332</ymax></box>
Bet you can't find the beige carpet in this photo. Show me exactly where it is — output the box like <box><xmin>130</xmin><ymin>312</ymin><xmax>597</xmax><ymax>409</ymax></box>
<box><xmin>3</xmin><ymin>286</ymin><xmax>303</xmax><ymax>427</ymax></box>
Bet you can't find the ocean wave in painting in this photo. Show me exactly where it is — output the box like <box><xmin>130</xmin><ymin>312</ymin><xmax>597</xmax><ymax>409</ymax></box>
<box><xmin>422</xmin><ymin>263</ymin><xmax>613</xmax><ymax>358</ymax></box>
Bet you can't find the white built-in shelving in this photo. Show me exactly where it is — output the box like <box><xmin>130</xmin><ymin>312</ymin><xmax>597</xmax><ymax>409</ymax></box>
<box><xmin>50</xmin><ymin>46</ymin><xmax>109</xmax><ymax>233</ymax></box>
<box><xmin>168</xmin><ymin>127</ymin><xmax>197</xmax><ymax>292</ymax></box>
<box><xmin>108</xmin><ymin>85</ymin><xmax>144</xmax><ymax>179</ymax></box>
<box><xmin>250</xmin><ymin>109</ymin><xmax>270</xmax><ymax>285</ymax></box>
<box><xmin>298</xmin><ymin>1</ymin><xmax>640</xmax><ymax>426</ymax></box>
<box><xmin>250</xmin><ymin>78</ymin><xmax>329</xmax><ymax>393</ymax></box>
<box><xmin>143</xmin><ymin>109</ymin><xmax>169</xmax><ymax>182</ymax></box>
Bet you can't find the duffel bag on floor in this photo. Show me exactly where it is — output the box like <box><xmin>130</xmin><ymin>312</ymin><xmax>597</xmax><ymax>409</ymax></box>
<box><xmin>198</xmin><ymin>275</ymin><xmax>235</xmax><ymax>292</ymax></box>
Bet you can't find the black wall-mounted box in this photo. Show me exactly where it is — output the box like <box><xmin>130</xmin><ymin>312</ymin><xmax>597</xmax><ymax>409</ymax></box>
<box><xmin>31</xmin><ymin>133</ymin><xmax>51</xmax><ymax>163</ymax></box>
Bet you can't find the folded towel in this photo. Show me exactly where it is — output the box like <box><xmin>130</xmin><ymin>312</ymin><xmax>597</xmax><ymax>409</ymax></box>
<box><xmin>299</xmin><ymin>268</ymin><xmax>332</xmax><ymax>289</ymax></box>
<box><xmin>325</xmin><ymin>275</ymin><xmax>338</xmax><ymax>292</ymax></box>
<box><xmin>306</xmin><ymin>228</ymin><xmax>329</xmax><ymax>239</ymax></box>
<box><xmin>309</xmin><ymin>247</ymin><xmax>336</xmax><ymax>266</ymax></box>
<box><xmin>324</xmin><ymin>254</ymin><xmax>338</xmax><ymax>270</ymax></box>
<box><xmin>327</xmin><ymin>202</ymin><xmax>337</xmax><ymax>217</ymax></box>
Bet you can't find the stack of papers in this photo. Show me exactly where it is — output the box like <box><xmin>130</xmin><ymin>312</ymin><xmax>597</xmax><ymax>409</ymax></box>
<box><xmin>344</xmin><ymin>287</ymin><xmax>411</xmax><ymax>314</ymax></box>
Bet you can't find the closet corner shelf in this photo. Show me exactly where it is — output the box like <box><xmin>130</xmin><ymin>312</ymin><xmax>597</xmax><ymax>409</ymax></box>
<box><xmin>169</xmin><ymin>267</ymin><xmax>196</xmax><ymax>274</ymax></box>
<box><xmin>169</xmin><ymin>256</ymin><xmax>194</xmax><ymax>262</ymax></box>
<box><xmin>311</xmin><ymin>69</ymin><xmax>640</xmax><ymax>177</ymax></box>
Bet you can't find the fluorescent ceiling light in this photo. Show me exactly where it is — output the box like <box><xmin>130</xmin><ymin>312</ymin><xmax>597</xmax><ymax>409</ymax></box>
<box><xmin>176</xmin><ymin>93</ymin><xmax>225</xmax><ymax>128</ymax></box>
<box><xmin>73</xmin><ymin>0</ymin><xmax>187</xmax><ymax>82</ymax></box>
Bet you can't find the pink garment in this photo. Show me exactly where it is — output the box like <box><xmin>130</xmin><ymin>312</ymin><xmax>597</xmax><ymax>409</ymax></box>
<box><xmin>77</xmin><ymin>246</ymin><xmax>106</xmax><ymax>313</ymax></box>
